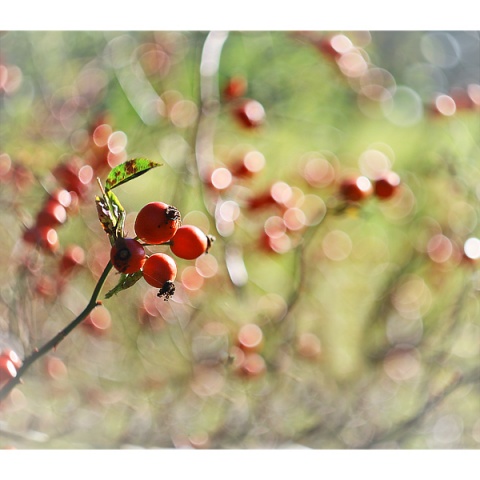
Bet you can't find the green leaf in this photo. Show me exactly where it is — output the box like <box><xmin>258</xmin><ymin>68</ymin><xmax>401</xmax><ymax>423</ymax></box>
<box><xmin>104</xmin><ymin>270</ymin><xmax>144</xmax><ymax>299</ymax></box>
<box><xmin>105</xmin><ymin>158</ymin><xmax>162</xmax><ymax>191</ymax></box>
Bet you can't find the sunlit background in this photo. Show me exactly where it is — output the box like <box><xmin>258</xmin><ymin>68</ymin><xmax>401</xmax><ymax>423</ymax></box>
<box><xmin>1</xmin><ymin>31</ymin><xmax>479</xmax><ymax>449</ymax></box>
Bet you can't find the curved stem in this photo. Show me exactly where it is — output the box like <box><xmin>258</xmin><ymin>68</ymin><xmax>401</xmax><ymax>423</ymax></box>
<box><xmin>0</xmin><ymin>261</ymin><xmax>114</xmax><ymax>403</ymax></box>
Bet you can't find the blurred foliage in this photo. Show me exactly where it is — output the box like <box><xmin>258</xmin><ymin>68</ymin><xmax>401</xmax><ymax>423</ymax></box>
<box><xmin>0</xmin><ymin>31</ymin><xmax>479</xmax><ymax>449</ymax></box>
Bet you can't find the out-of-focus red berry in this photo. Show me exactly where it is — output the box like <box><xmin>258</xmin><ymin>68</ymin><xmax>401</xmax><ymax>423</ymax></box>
<box><xmin>0</xmin><ymin>356</ymin><xmax>17</xmax><ymax>386</ymax></box>
<box><xmin>236</xmin><ymin>324</ymin><xmax>264</xmax><ymax>352</ymax></box>
<box><xmin>82</xmin><ymin>305</ymin><xmax>111</xmax><ymax>335</ymax></box>
<box><xmin>230</xmin><ymin>150</ymin><xmax>265</xmax><ymax>178</ymax></box>
<box><xmin>233</xmin><ymin>99</ymin><xmax>266</xmax><ymax>129</ymax></box>
<box><xmin>0</xmin><ymin>349</ymin><xmax>22</xmax><ymax>370</ymax></box>
<box><xmin>339</xmin><ymin>176</ymin><xmax>372</xmax><ymax>202</ymax></box>
<box><xmin>23</xmin><ymin>226</ymin><xmax>59</xmax><ymax>253</ymax></box>
<box><xmin>36</xmin><ymin>199</ymin><xmax>68</xmax><ymax>228</ymax></box>
<box><xmin>373</xmin><ymin>172</ymin><xmax>401</xmax><ymax>200</ymax></box>
<box><xmin>223</xmin><ymin>75</ymin><xmax>248</xmax><ymax>100</ymax></box>
<box><xmin>59</xmin><ymin>245</ymin><xmax>85</xmax><ymax>274</ymax></box>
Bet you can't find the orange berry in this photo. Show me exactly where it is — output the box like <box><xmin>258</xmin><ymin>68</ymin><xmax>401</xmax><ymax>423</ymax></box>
<box><xmin>142</xmin><ymin>253</ymin><xmax>177</xmax><ymax>299</ymax></box>
<box><xmin>170</xmin><ymin>225</ymin><xmax>213</xmax><ymax>260</ymax></box>
<box><xmin>134</xmin><ymin>202</ymin><xmax>181</xmax><ymax>244</ymax></box>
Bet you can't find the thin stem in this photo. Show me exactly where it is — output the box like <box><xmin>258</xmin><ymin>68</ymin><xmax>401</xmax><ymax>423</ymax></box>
<box><xmin>0</xmin><ymin>261</ymin><xmax>114</xmax><ymax>403</ymax></box>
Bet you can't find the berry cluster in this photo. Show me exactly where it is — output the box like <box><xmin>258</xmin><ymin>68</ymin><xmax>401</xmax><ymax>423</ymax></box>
<box><xmin>110</xmin><ymin>201</ymin><xmax>215</xmax><ymax>300</ymax></box>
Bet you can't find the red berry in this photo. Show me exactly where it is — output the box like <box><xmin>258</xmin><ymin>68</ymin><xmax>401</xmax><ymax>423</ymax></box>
<box><xmin>231</xmin><ymin>347</ymin><xmax>266</xmax><ymax>379</ymax></box>
<box><xmin>23</xmin><ymin>226</ymin><xmax>59</xmax><ymax>253</ymax></box>
<box><xmin>142</xmin><ymin>253</ymin><xmax>177</xmax><ymax>299</ymax></box>
<box><xmin>49</xmin><ymin>189</ymin><xmax>73</xmax><ymax>208</ymax></box>
<box><xmin>223</xmin><ymin>75</ymin><xmax>248</xmax><ymax>100</ymax></box>
<box><xmin>170</xmin><ymin>225</ymin><xmax>213</xmax><ymax>260</ymax></box>
<box><xmin>82</xmin><ymin>305</ymin><xmax>112</xmax><ymax>335</ymax></box>
<box><xmin>233</xmin><ymin>99</ymin><xmax>266</xmax><ymax>128</ymax></box>
<box><xmin>236</xmin><ymin>324</ymin><xmax>264</xmax><ymax>352</ymax></box>
<box><xmin>339</xmin><ymin>176</ymin><xmax>372</xmax><ymax>202</ymax></box>
<box><xmin>134</xmin><ymin>202</ymin><xmax>181</xmax><ymax>245</ymax></box>
<box><xmin>110</xmin><ymin>237</ymin><xmax>146</xmax><ymax>274</ymax></box>
<box><xmin>0</xmin><ymin>356</ymin><xmax>17</xmax><ymax>386</ymax></box>
<box><xmin>36</xmin><ymin>199</ymin><xmax>68</xmax><ymax>228</ymax></box>
<box><xmin>207</xmin><ymin>167</ymin><xmax>233</xmax><ymax>191</ymax></box>
<box><xmin>0</xmin><ymin>349</ymin><xmax>22</xmax><ymax>370</ymax></box>
<box><xmin>53</xmin><ymin>158</ymin><xmax>92</xmax><ymax>198</ymax></box>
<box><xmin>373</xmin><ymin>172</ymin><xmax>401</xmax><ymax>200</ymax></box>
<box><xmin>59</xmin><ymin>244</ymin><xmax>85</xmax><ymax>274</ymax></box>
<box><xmin>230</xmin><ymin>150</ymin><xmax>266</xmax><ymax>178</ymax></box>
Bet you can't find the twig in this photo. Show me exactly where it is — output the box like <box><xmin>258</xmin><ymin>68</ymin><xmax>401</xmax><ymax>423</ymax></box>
<box><xmin>359</xmin><ymin>368</ymin><xmax>480</xmax><ymax>448</ymax></box>
<box><xmin>0</xmin><ymin>261</ymin><xmax>113</xmax><ymax>403</ymax></box>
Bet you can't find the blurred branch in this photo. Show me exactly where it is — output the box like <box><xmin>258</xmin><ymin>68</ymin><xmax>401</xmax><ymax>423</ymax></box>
<box><xmin>0</xmin><ymin>261</ymin><xmax>113</xmax><ymax>403</ymax></box>
<box><xmin>359</xmin><ymin>368</ymin><xmax>480</xmax><ymax>448</ymax></box>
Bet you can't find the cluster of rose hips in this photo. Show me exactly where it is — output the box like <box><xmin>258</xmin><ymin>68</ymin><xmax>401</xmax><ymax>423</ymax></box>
<box><xmin>110</xmin><ymin>201</ymin><xmax>215</xmax><ymax>299</ymax></box>
<box><xmin>0</xmin><ymin>349</ymin><xmax>22</xmax><ymax>389</ymax></box>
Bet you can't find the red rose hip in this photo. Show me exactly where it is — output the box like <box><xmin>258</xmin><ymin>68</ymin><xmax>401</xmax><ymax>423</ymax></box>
<box><xmin>170</xmin><ymin>225</ymin><xmax>213</xmax><ymax>260</ymax></box>
<box><xmin>143</xmin><ymin>253</ymin><xmax>177</xmax><ymax>286</ymax></box>
<box><xmin>110</xmin><ymin>237</ymin><xmax>146</xmax><ymax>274</ymax></box>
<box><xmin>134</xmin><ymin>201</ymin><xmax>181</xmax><ymax>244</ymax></box>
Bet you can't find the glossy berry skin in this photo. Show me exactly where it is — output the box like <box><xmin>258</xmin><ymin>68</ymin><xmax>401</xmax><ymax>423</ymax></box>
<box><xmin>142</xmin><ymin>253</ymin><xmax>177</xmax><ymax>288</ymax></box>
<box><xmin>374</xmin><ymin>172</ymin><xmax>401</xmax><ymax>200</ymax></box>
<box><xmin>110</xmin><ymin>237</ymin><xmax>146</xmax><ymax>274</ymax></box>
<box><xmin>170</xmin><ymin>225</ymin><xmax>210</xmax><ymax>260</ymax></box>
<box><xmin>134</xmin><ymin>202</ymin><xmax>181</xmax><ymax>245</ymax></box>
<box><xmin>142</xmin><ymin>253</ymin><xmax>177</xmax><ymax>300</ymax></box>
